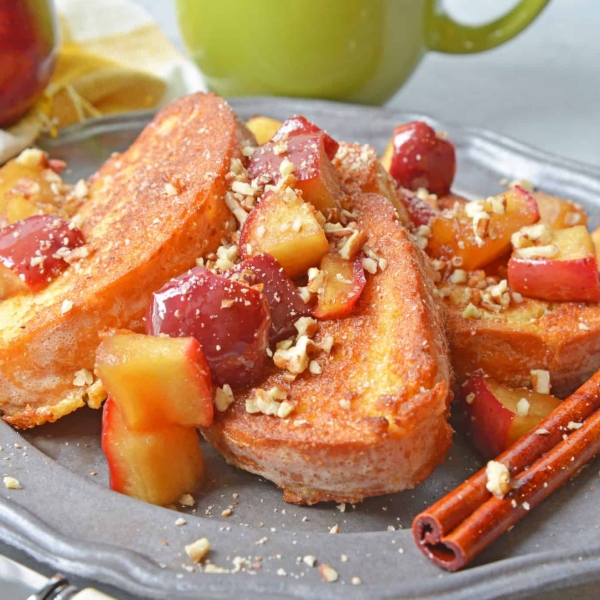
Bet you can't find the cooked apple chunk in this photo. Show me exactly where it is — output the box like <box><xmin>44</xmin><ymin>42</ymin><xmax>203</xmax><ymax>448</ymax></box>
<box><xmin>247</xmin><ymin>130</ymin><xmax>342</xmax><ymax>218</ymax></box>
<box><xmin>533</xmin><ymin>191</ymin><xmax>588</xmax><ymax>230</ymax></box>
<box><xmin>96</xmin><ymin>332</ymin><xmax>214</xmax><ymax>431</ymax></box>
<box><xmin>245</xmin><ymin>116</ymin><xmax>283</xmax><ymax>145</ymax></box>
<box><xmin>313</xmin><ymin>251</ymin><xmax>367</xmax><ymax>320</ymax></box>
<box><xmin>458</xmin><ymin>371</ymin><xmax>561</xmax><ymax>459</ymax></box>
<box><xmin>102</xmin><ymin>398</ymin><xmax>205</xmax><ymax>506</ymax></box>
<box><xmin>427</xmin><ymin>186</ymin><xmax>540</xmax><ymax>270</ymax></box>
<box><xmin>239</xmin><ymin>188</ymin><xmax>329</xmax><ymax>279</ymax></box>
<box><xmin>508</xmin><ymin>225</ymin><xmax>600</xmax><ymax>303</ymax></box>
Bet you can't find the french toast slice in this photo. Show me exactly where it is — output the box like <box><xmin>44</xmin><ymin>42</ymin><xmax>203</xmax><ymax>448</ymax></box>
<box><xmin>0</xmin><ymin>93</ymin><xmax>248</xmax><ymax>428</ymax></box>
<box><xmin>441</xmin><ymin>285</ymin><xmax>600</xmax><ymax>398</ymax></box>
<box><xmin>204</xmin><ymin>193</ymin><xmax>453</xmax><ymax>505</ymax></box>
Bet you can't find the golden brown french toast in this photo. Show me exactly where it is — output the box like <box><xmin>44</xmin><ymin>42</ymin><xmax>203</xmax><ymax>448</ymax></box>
<box><xmin>204</xmin><ymin>193</ymin><xmax>453</xmax><ymax>504</ymax></box>
<box><xmin>0</xmin><ymin>93</ymin><xmax>248</xmax><ymax>428</ymax></box>
<box><xmin>440</xmin><ymin>283</ymin><xmax>600</xmax><ymax>398</ymax></box>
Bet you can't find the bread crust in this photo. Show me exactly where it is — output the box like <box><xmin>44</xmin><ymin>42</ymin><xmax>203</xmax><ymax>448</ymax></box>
<box><xmin>0</xmin><ymin>93</ymin><xmax>246</xmax><ymax>428</ymax></box>
<box><xmin>444</xmin><ymin>294</ymin><xmax>600</xmax><ymax>398</ymax></box>
<box><xmin>204</xmin><ymin>193</ymin><xmax>453</xmax><ymax>504</ymax></box>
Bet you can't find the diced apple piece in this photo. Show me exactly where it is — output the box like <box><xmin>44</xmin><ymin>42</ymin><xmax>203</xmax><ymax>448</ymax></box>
<box><xmin>245</xmin><ymin>116</ymin><xmax>283</xmax><ymax>145</ymax></box>
<box><xmin>146</xmin><ymin>267</ymin><xmax>270</xmax><ymax>388</ymax></box>
<box><xmin>239</xmin><ymin>188</ymin><xmax>329</xmax><ymax>279</ymax></box>
<box><xmin>0</xmin><ymin>214</ymin><xmax>85</xmax><ymax>298</ymax></box>
<box><xmin>0</xmin><ymin>150</ymin><xmax>68</xmax><ymax>222</ymax></box>
<box><xmin>382</xmin><ymin>121</ymin><xmax>456</xmax><ymax>196</ymax></box>
<box><xmin>227</xmin><ymin>253</ymin><xmax>312</xmax><ymax>342</ymax></box>
<box><xmin>313</xmin><ymin>251</ymin><xmax>366</xmax><ymax>320</ymax></box>
<box><xmin>247</xmin><ymin>132</ymin><xmax>342</xmax><ymax>217</ymax></box>
<box><xmin>102</xmin><ymin>398</ymin><xmax>205</xmax><ymax>506</ymax></box>
<box><xmin>458</xmin><ymin>372</ymin><xmax>561</xmax><ymax>459</ymax></box>
<box><xmin>508</xmin><ymin>225</ymin><xmax>600</xmax><ymax>302</ymax></box>
<box><xmin>533</xmin><ymin>191</ymin><xmax>588</xmax><ymax>230</ymax></box>
<box><xmin>591</xmin><ymin>226</ymin><xmax>600</xmax><ymax>264</ymax></box>
<box><xmin>397</xmin><ymin>187</ymin><xmax>440</xmax><ymax>227</ymax></box>
<box><xmin>95</xmin><ymin>332</ymin><xmax>213</xmax><ymax>431</ymax></box>
<box><xmin>427</xmin><ymin>186</ymin><xmax>540</xmax><ymax>271</ymax></box>
<box><xmin>271</xmin><ymin>116</ymin><xmax>339</xmax><ymax>160</ymax></box>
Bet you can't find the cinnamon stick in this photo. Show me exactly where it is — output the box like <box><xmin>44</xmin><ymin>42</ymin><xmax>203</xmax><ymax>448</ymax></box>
<box><xmin>412</xmin><ymin>370</ymin><xmax>600</xmax><ymax>571</ymax></box>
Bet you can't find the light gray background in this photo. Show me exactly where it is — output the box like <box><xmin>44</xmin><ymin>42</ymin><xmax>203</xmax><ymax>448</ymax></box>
<box><xmin>3</xmin><ymin>1</ymin><xmax>599</xmax><ymax>599</ymax></box>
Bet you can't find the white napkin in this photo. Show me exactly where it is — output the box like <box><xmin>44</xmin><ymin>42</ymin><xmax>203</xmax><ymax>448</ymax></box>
<box><xmin>0</xmin><ymin>0</ymin><xmax>206</xmax><ymax>164</ymax></box>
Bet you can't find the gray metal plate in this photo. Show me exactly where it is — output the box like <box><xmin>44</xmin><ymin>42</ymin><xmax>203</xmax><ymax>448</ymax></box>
<box><xmin>1</xmin><ymin>97</ymin><xmax>600</xmax><ymax>600</ymax></box>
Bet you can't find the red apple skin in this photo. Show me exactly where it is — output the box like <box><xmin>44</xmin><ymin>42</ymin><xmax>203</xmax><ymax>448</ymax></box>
<box><xmin>508</xmin><ymin>256</ymin><xmax>600</xmax><ymax>303</ymax></box>
<box><xmin>146</xmin><ymin>267</ymin><xmax>270</xmax><ymax>388</ymax></box>
<box><xmin>0</xmin><ymin>1</ymin><xmax>58</xmax><ymax>127</ymax></box>
<box><xmin>102</xmin><ymin>398</ymin><xmax>205</xmax><ymax>506</ymax></box>
<box><xmin>271</xmin><ymin>115</ymin><xmax>339</xmax><ymax>160</ymax></box>
<box><xmin>458</xmin><ymin>372</ymin><xmax>515</xmax><ymax>459</ymax></box>
<box><xmin>387</xmin><ymin>121</ymin><xmax>456</xmax><ymax>196</ymax></box>
<box><xmin>397</xmin><ymin>187</ymin><xmax>440</xmax><ymax>227</ymax></box>
<box><xmin>95</xmin><ymin>332</ymin><xmax>213</xmax><ymax>431</ymax></box>
<box><xmin>459</xmin><ymin>372</ymin><xmax>562</xmax><ymax>459</ymax></box>
<box><xmin>227</xmin><ymin>254</ymin><xmax>312</xmax><ymax>343</ymax></box>
<box><xmin>313</xmin><ymin>251</ymin><xmax>367</xmax><ymax>320</ymax></box>
<box><xmin>0</xmin><ymin>214</ymin><xmax>84</xmax><ymax>296</ymax></box>
<box><xmin>247</xmin><ymin>132</ymin><xmax>343</xmax><ymax>217</ymax></box>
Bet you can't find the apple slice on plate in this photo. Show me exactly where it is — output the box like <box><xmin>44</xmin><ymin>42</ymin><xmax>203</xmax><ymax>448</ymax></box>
<box><xmin>245</xmin><ymin>116</ymin><xmax>283</xmax><ymax>145</ymax></box>
<box><xmin>239</xmin><ymin>188</ymin><xmax>329</xmax><ymax>279</ymax></box>
<box><xmin>146</xmin><ymin>267</ymin><xmax>271</xmax><ymax>388</ymax></box>
<box><xmin>313</xmin><ymin>251</ymin><xmax>366</xmax><ymax>320</ymax></box>
<box><xmin>247</xmin><ymin>123</ymin><xmax>342</xmax><ymax>218</ymax></box>
<box><xmin>533</xmin><ymin>191</ymin><xmax>588</xmax><ymax>230</ymax></box>
<box><xmin>227</xmin><ymin>253</ymin><xmax>312</xmax><ymax>343</ymax></box>
<box><xmin>508</xmin><ymin>225</ymin><xmax>600</xmax><ymax>302</ymax></box>
<box><xmin>102</xmin><ymin>398</ymin><xmax>205</xmax><ymax>506</ymax></box>
<box><xmin>95</xmin><ymin>332</ymin><xmax>214</xmax><ymax>431</ymax></box>
<box><xmin>427</xmin><ymin>186</ymin><xmax>540</xmax><ymax>270</ymax></box>
<box><xmin>381</xmin><ymin>121</ymin><xmax>456</xmax><ymax>196</ymax></box>
<box><xmin>458</xmin><ymin>371</ymin><xmax>561</xmax><ymax>459</ymax></box>
<box><xmin>0</xmin><ymin>214</ymin><xmax>84</xmax><ymax>299</ymax></box>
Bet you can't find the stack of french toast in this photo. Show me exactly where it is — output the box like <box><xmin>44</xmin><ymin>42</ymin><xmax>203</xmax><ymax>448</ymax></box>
<box><xmin>1</xmin><ymin>93</ymin><xmax>598</xmax><ymax>506</ymax></box>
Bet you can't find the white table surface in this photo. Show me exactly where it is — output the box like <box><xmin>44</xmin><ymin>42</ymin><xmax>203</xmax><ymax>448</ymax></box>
<box><xmin>3</xmin><ymin>1</ymin><xmax>599</xmax><ymax>599</ymax></box>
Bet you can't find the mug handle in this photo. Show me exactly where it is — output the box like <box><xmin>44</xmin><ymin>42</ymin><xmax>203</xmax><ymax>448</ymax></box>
<box><xmin>426</xmin><ymin>0</ymin><xmax>550</xmax><ymax>53</ymax></box>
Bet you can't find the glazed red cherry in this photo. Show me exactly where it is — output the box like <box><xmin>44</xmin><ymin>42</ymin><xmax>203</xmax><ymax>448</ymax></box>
<box><xmin>386</xmin><ymin>121</ymin><xmax>456</xmax><ymax>197</ymax></box>
<box><xmin>227</xmin><ymin>254</ymin><xmax>312</xmax><ymax>343</ymax></box>
<box><xmin>146</xmin><ymin>267</ymin><xmax>271</xmax><ymax>388</ymax></box>
<box><xmin>0</xmin><ymin>215</ymin><xmax>84</xmax><ymax>298</ymax></box>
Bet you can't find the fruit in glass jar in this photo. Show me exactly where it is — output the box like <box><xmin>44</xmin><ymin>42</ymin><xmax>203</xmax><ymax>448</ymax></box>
<box><xmin>245</xmin><ymin>116</ymin><xmax>283</xmax><ymax>145</ymax></box>
<box><xmin>227</xmin><ymin>253</ymin><xmax>312</xmax><ymax>343</ymax></box>
<box><xmin>0</xmin><ymin>1</ymin><xmax>58</xmax><ymax>127</ymax></box>
<box><xmin>427</xmin><ymin>186</ymin><xmax>540</xmax><ymax>271</ymax></box>
<box><xmin>458</xmin><ymin>371</ymin><xmax>561</xmax><ymax>459</ymax></box>
<box><xmin>313</xmin><ymin>251</ymin><xmax>366</xmax><ymax>320</ymax></box>
<box><xmin>146</xmin><ymin>267</ymin><xmax>270</xmax><ymax>388</ymax></box>
<box><xmin>239</xmin><ymin>188</ymin><xmax>329</xmax><ymax>279</ymax></box>
<box><xmin>95</xmin><ymin>332</ymin><xmax>214</xmax><ymax>431</ymax></box>
<box><xmin>381</xmin><ymin>121</ymin><xmax>456</xmax><ymax>196</ymax></box>
<box><xmin>247</xmin><ymin>130</ymin><xmax>342</xmax><ymax>217</ymax></box>
<box><xmin>0</xmin><ymin>214</ymin><xmax>84</xmax><ymax>299</ymax></box>
<box><xmin>508</xmin><ymin>225</ymin><xmax>600</xmax><ymax>303</ymax></box>
<box><xmin>102</xmin><ymin>398</ymin><xmax>205</xmax><ymax>506</ymax></box>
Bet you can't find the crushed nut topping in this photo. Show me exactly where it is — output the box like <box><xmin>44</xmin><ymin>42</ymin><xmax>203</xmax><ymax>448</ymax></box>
<box><xmin>273</xmin><ymin>335</ymin><xmax>316</xmax><ymax>374</ymax></box>
<box><xmin>245</xmin><ymin>387</ymin><xmax>294</xmax><ymax>418</ymax></box>
<box><xmin>73</xmin><ymin>368</ymin><xmax>93</xmax><ymax>387</ymax></box>
<box><xmin>215</xmin><ymin>385</ymin><xmax>235</xmax><ymax>412</ymax></box>
<box><xmin>516</xmin><ymin>397</ymin><xmax>530</xmax><ymax>417</ymax></box>
<box><xmin>485</xmin><ymin>460</ymin><xmax>512</xmax><ymax>498</ymax></box>
<box><xmin>531</xmin><ymin>369</ymin><xmax>551</xmax><ymax>394</ymax></box>
<box><xmin>185</xmin><ymin>538</ymin><xmax>210</xmax><ymax>563</ymax></box>
<box><xmin>3</xmin><ymin>476</ymin><xmax>22</xmax><ymax>490</ymax></box>
<box><xmin>319</xmin><ymin>564</ymin><xmax>339</xmax><ymax>583</ymax></box>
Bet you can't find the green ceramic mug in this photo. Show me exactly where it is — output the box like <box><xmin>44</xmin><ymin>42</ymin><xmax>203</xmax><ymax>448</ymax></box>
<box><xmin>175</xmin><ymin>0</ymin><xmax>549</xmax><ymax>105</ymax></box>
